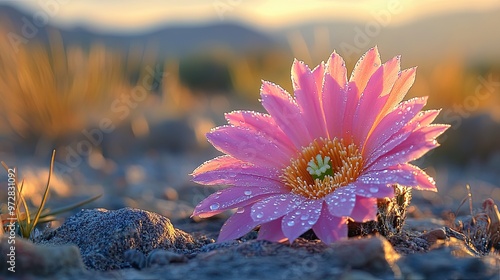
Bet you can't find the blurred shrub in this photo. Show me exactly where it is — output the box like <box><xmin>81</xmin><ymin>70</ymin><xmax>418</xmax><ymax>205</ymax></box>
<box><xmin>0</xmin><ymin>31</ymin><xmax>130</xmax><ymax>141</ymax></box>
<box><xmin>178</xmin><ymin>54</ymin><xmax>232</xmax><ymax>92</ymax></box>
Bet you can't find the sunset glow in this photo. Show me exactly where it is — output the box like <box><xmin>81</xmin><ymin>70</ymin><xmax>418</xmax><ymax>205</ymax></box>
<box><xmin>9</xmin><ymin>0</ymin><xmax>500</xmax><ymax>32</ymax></box>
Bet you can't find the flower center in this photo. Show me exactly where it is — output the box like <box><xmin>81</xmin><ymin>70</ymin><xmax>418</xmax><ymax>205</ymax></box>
<box><xmin>281</xmin><ymin>137</ymin><xmax>363</xmax><ymax>199</ymax></box>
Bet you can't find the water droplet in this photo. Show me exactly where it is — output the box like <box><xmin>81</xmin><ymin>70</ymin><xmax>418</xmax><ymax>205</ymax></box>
<box><xmin>216</xmin><ymin>191</ymin><xmax>222</xmax><ymax>195</ymax></box>
<box><xmin>210</xmin><ymin>203</ymin><xmax>220</xmax><ymax>210</ymax></box>
<box><xmin>300</xmin><ymin>214</ymin><xmax>309</xmax><ymax>220</ymax></box>
<box><xmin>340</xmin><ymin>198</ymin><xmax>347</xmax><ymax>202</ymax></box>
<box><xmin>244</xmin><ymin>190</ymin><xmax>252</xmax><ymax>196</ymax></box>
<box><xmin>287</xmin><ymin>220</ymin><xmax>295</xmax><ymax>226</ymax></box>
<box><xmin>369</xmin><ymin>187</ymin><xmax>378</xmax><ymax>193</ymax></box>
<box><xmin>256</xmin><ymin>213</ymin><xmax>263</xmax><ymax>219</ymax></box>
<box><xmin>236</xmin><ymin>208</ymin><xmax>245</xmax><ymax>214</ymax></box>
<box><xmin>308</xmin><ymin>220</ymin><xmax>316</xmax><ymax>225</ymax></box>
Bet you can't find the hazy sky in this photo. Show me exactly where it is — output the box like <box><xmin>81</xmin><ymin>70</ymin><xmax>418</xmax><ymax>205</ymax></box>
<box><xmin>6</xmin><ymin>0</ymin><xmax>500</xmax><ymax>32</ymax></box>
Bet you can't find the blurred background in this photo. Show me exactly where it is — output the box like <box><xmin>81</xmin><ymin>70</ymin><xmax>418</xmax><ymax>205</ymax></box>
<box><xmin>0</xmin><ymin>0</ymin><xmax>499</xmax><ymax>225</ymax></box>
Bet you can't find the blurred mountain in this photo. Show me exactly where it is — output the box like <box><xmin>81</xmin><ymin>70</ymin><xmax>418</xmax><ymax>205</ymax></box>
<box><xmin>275</xmin><ymin>8</ymin><xmax>500</xmax><ymax>66</ymax></box>
<box><xmin>0</xmin><ymin>4</ymin><xmax>277</xmax><ymax>57</ymax></box>
<box><xmin>1</xmin><ymin>3</ymin><xmax>499</xmax><ymax>64</ymax></box>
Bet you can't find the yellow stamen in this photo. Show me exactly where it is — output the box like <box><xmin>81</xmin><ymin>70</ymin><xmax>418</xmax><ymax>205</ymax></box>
<box><xmin>281</xmin><ymin>137</ymin><xmax>363</xmax><ymax>199</ymax></box>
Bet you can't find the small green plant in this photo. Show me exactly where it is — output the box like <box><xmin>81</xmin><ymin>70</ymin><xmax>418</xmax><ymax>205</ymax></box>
<box><xmin>349</xmin><ymin>185</ymin><xmax>412</xmax><ymax>237</ymax></box>
<box><xmin>1</xmin><ymin>150</ymin><xmax>102</xmax><ymax>239</ymax></box>
<box><xmin>446</xmin><ymin>185</ymin><xmax>500</xmax><ymax>255</ymax></box>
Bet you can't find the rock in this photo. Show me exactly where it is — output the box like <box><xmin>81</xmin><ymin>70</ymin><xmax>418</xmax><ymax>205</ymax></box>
<box><xmin>419</xmin><ymin>228</ymin><xmax>447</xmax><ymax>247</ymax></box>
<box><xmin>124</xmin><ymin>249</ymin><xmax>146</xmax><ymax>270</ymax></box>
<box><xmin>325</xmin><ymin>235</ymin><xmax>400</xmax><ymax>277</ymax></box>
<box><xmin>0</xmin><ymin>235</ymin><xmax>84</xmax><ymax>276</ymax></box>
<box><xmin>103</xmin><ymin>236</ymin><xmax>399</xmax><ymax>279</ymax></box>
<box><xmin>398</xmin><ymin>247</ymin><xmax>497</xmax><ymax>279</ymax></box>
<box><xmin>35</xmin><ymin>207</ymin><xmax>204</xmax><ymax>271</ymax></box>
<box><xmin>339</xmin><ymin>270</ymin><xmax>382</xmax><ymax>280</ymax></box>
<box><xmin>146</xmin><ymin>249</ymin><xmax>187</xmax><ymax>268</ymax></box>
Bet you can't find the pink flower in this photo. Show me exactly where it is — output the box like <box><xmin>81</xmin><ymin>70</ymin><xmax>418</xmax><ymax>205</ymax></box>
<box><xmin>191</xmin><ymin>47</ymin><xmax>449</xmax><ymax>244</ymax></box>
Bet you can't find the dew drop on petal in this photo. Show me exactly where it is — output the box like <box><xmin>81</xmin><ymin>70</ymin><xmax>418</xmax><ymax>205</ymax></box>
<box><xmin>301</xmin><ymin>214</ymin><xmax>309</xmax><ymax>220</ymax></box>
<box><xmin>216</xmin><ymin>191</ymin><xmax>223</xmax><ymax>195</ymax></box>
<box><xmin>287</xmin><ymin>220</ymin><xmax>295</xmax><ymax>226</ymax></box>
<box><xmin>236</xmin><ymin>208</ymin><xmax>245</xmax><ymax>214</ymax></box>
<box><xmin>256</xmin><ymin>213</ymin><xmax>264</xmax><ymax>219</ymax></box>
<box><xmin>369</xmin><ymin>187</ymin><xmax>378</xmax><ymax>193</ymax></box>
<box><xmin>244</xmin><ymin>190</ymin><xmax>252</xmax><ymax>196</ymax></box>
<box><xmin>210</xmin><ymin>203</ymin><xmax>220</xmax><ymax>210</ymax></box>
<box><xmin>308</xmin><ymin>220</ymin><xmax>316</xmax><ymax>225</ymax></box>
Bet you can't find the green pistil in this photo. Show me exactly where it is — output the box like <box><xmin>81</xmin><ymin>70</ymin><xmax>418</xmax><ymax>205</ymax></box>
<box><xmin>307</xmin><ymin>154</ymin><xmax>333</xmax><ymax>180</ymax></box>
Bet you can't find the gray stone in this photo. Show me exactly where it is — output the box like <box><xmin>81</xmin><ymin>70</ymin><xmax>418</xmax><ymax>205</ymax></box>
<box><xmin>146</xmin><ymin>249</ymin><xmax>187</xmax><ymax>268</ymax></box>
<box><xmin>35</xmin><ymin>207</ymin><xmax>204</xmax><ymax>271</ymax></box>
<box><xmin>398</xmin><ymin>247</ymin><xmax>497</xmax><ymax>279</ymax></box>
<box><xmin>124</xmin><ymin>249</ymin><xmax>146</xmax><ymax>270</ymax></box>
<box><xmin>0</xmin><ymin>234</ymin><xmax>84</xmax><ymax>276</ymax></box>
<box><xmin>325</xmin><ymin>235</ymin><xmax>400</xmax><ymax>277</ymax></box>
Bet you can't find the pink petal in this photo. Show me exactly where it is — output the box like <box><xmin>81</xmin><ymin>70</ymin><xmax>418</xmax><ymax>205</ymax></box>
<box><xmin>358</xmin><ymin>164</ymin><xmax>438</xmax><ymax>192</ymax></box>
<box><xmin>323</xmin><ymin>51</ymin><xmax>348</xmax><ymax>139</ymax></box>
<box><xmin>341</xmin><ymin>47</ymin><xmax>381</xmax><ymax>142</ymax></box>
<box><xmin>379</xmin><ymin>67</ymin><xmax>417</xmax><ymax>117</ymax></box>
<box><xmin>193</xmin><ymin>185</ymin><xmax>286</xmax><ymax>218</ymax></box>
<box><xmin>354</xmin><ymin>182</ymin><xmax>395</xmax><ymax>199</ymax></box>
<box><xmin>325</xmin><ymin>185</ymin><xmax>357</xmax><ymax>217</ymax></box>
<box><xmin>352</xmin><ymin>56</ymin><xmax>400</xmax><ymax>144</ymax></box>
<box><xmin>350</xmin><ymin>196</ymin><xmax>377</xmax><ymax>222</ymax></box>
<box><xmin>260</xmin><ymin>81</ymin><xmax>312</xmax><ymax>148</ymax></box>
<box><xmin>312</xmin><ymin>202</ymin><xmax>348</xmax><ymax>244</ymax></box>
<box><xmin>250</xmin><ymin>193</ymin><xmax>307</xmax><ymax>223</ymax></box>
<box><xmin>358</xmin><ymin>169</ymin><xmax>418</xmax><ymax>189</ymax></box>
<box><xmin>207</xmin><ymin>125</ymin><xmax>290</xmax><ymax>168</ymax></box>
<box><xmin>225</xmin><ymin>110</ymin><xmax>295</xmax><ymax>154</ymax></box>
<box><xmin>192</xmin><ymin>155</ymin><xmax>281</xmax><ymax>186</ymax></box>
<box><xmin>396</xmin><ymin>164</ymin><xmax>437</xmax><ymax>191</ymax></box>
<box><xmin>365</xmin><ymin>113</ymin><xmax>444</xmax><ymax>169</ymax></box>
<box><xmin>349</xmin><ymin>46</ymin><xmax>382</xmax><ymax>93</ymax></box>
<box><xmin>312</xmin><ymin>62</ymin><xmax>325</xmax><ymax>95</ymax></box>
<box><xmin>414</xmin><ymin>109</ymin><xmax>441</xmax><ymax>127</ymax></box>
<box><xmin>218</xmin><ymin>206</ymin><xmax>259</xmax><ymax>242</ymax></box>
<box><xmin>281</xmin><ymin>199</ymin><xmax>323</xmax><ymax>243</ymax></box>
<box><xmin>257</xmin><ymin>218</ymin><xmax>287</xmax><ymax>242</ymax></box>
<box><xmin>368</xmin><ymin>124</ymin><xmax>449</xmax><ymax>171</ymax></box>
<box><xmin>340</xmin><ymin>83</ymin><xmax>360</xmax><ymax>142</ymax></box>
<box><xmin>363</xmin><ymin>97</ymin><xmax>428</xmax><ymax>162</ymax></box>
<box><xmin>292</xmin><ymin>60</ymin><xmax>327</xmax><ymax>139</ymax></box>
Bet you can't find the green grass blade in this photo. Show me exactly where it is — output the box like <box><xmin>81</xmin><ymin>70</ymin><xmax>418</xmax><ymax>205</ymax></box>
<box><xmin>29</xmin><ymin>150</ymin><xmax>55</xmax><ymax>236</ymax></box>
<box><xmin>15</xmin><ymin>179</ymin><xmax>25</xmax><ymax>210</ymax></box>
<box><xmin>18</xmin><ymin>185</ymin><xmax>30</xmax><ymax>225</ymax></box>
<box><xmin>36</xmin><ymin>215</ymin><xmax>56</xmax><ymax>224</ymax></box>
<box><xmin>39</xmin><ymin>193</ymin><xmax>102</xmax><ymax>219</ymax></box>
